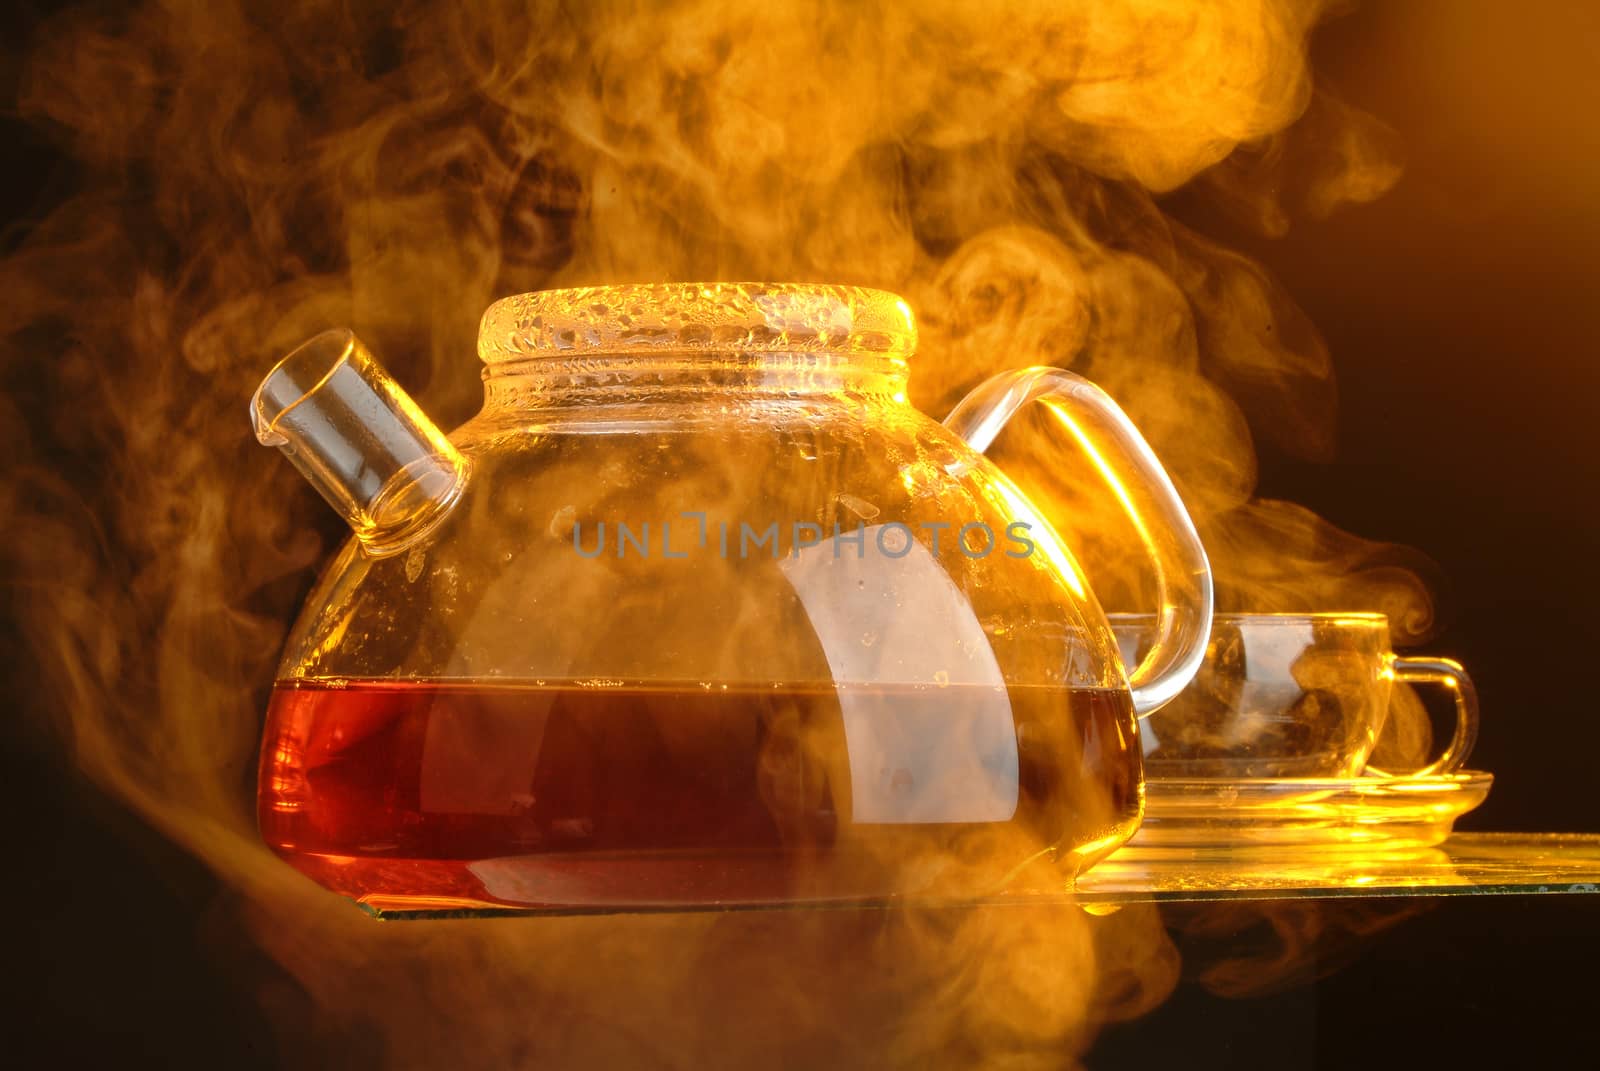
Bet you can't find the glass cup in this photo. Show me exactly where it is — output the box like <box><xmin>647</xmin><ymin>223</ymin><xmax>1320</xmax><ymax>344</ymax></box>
<box><xmin>1110</xmin><ymin>612</ymin><xmax>1478</xmax><ymax>780</ymax></box>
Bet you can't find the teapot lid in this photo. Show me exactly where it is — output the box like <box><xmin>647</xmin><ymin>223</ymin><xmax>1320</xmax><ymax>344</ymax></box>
<box><xmin>477</xmin><ymin>282</ymin><xmax>917</xmax><ymax>365</ymax></box>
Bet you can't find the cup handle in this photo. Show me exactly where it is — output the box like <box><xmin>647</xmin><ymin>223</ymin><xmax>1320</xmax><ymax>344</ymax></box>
<box><xmin>943</xmin><ymin>367</ymin><xmax>1213</xmax><ymax>717</ymax></box>
<box><xmin>1369</xmin><ymin>656</ymin><xmax>1480</xmax><ymax>777</ymax></box>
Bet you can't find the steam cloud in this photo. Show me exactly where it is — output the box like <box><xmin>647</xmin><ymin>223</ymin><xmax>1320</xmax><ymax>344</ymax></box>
<box><xmin>3</xmin><ymin>1</ymin><xmax>1432</xmax><ymax>1066</ymax></box>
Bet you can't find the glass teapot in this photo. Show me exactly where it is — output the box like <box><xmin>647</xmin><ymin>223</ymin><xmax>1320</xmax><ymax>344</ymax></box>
<box><xmin>251</xmin><ymin>283</ymin><xmax>1211</xmax><ymax>915</ymax></box>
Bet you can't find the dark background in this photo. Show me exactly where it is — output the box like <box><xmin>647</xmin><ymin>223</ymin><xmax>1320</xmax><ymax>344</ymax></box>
<box><xmin>4</xmin><ymin>1</ymin><xmax>1597</xmax><ymax>1066</ymax></box>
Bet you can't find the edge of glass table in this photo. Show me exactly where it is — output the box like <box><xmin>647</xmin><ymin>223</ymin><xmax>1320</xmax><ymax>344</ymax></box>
<box><xmin>1073</xmin><ymin>832</ymin><xmax>1600</xmax><ymax>903</ymax></box>
<box><xmin>363</xmin><ymin>833</ymin><xmax>1600</xmax><ymax>920</ymax></box>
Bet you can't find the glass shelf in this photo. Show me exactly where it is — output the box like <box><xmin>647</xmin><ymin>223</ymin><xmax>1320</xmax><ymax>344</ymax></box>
<box><xmin>364</xmin><ymin>833</ymin><xmax>1600</xmax><ymax>919</ymax></box>
<box><xmin>1073</xmin><ymin>832</ymin><xmax>1600</xmax><ymax>904</ymax></box>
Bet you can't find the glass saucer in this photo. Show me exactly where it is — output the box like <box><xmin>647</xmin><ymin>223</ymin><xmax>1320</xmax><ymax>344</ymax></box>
<box><xmin>1118</xmin><ymin>770</ymin><xmax>1494</xmax><ymax>858</ymax></box>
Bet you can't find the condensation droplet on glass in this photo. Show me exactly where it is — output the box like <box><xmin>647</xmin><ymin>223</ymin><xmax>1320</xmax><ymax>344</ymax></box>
<box><xmin>861</xmin><ymin>631</ymin><xmax>876</xmax><ymax>647</ymax></box>
<box><xmin>548</xmin><ymin>503</ymin><xmax>577</xmax><ymax>539</ymax></box>
<box><xmin>836</xmin><ymin>492</ymin><xmax>880</xmax><ymax>521</ymax></box>
<box><xmin>933</xmin><ymin>670</ymin><xmax>950</xmax><ymax>688</ymax></box>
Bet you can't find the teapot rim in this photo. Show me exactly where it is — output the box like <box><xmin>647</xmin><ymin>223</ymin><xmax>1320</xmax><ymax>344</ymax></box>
<box><xmin>477</xmin><ymin>282</ymin><xmax>919</xmax><ymax>366</ymax></box>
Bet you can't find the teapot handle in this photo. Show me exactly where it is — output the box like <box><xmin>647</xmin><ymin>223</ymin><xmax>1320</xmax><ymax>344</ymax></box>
<box><xmin>943</xmin><ymin>367</ymin><xmax>1213</xmax><ymax>717</ymax></box>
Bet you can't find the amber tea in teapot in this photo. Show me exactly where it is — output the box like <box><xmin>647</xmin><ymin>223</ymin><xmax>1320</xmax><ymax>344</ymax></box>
<box><xmin>251</xmin><ymin>283</ymin><xmax>1212</xmax><ymax>914</ymax></box>
<box><xmin>259</xmin><ymin>679</ymin><xmax>1140</xmax><ymax>910</ymax></box>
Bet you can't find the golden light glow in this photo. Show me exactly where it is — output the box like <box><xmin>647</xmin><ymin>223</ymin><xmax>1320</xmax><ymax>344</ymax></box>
<box><xmin>989</xmin><ymin>476</ymin><xmax>1089</xmax><ymax>599</ymax></box>
<box><xmin>1046</xmin><ymin>400</ymin><xmax>1159</xmax><ymax>556</ymax></box>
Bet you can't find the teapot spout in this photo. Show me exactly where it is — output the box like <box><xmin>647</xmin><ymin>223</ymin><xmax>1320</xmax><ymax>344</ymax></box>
<box><xmin>250</xmin><ymin>329</ymin><xmax>468</xmax><ymax>557</ymax></box>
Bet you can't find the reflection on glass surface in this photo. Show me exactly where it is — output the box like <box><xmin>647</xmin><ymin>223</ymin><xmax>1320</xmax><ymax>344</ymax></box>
<box><xmin>1075</xmin><ymin>834</ymin><xmax>1600</xmax><ymax>903</ymax></box>
<box><xmin>781</xmin><ymin>525</ymin><xmax>1019</xmax><ymax>825</ymax></box>
<box><xmin>367</xmin><ymin>835</ymin><xmax>1600</xmax><ymax>918</ymax></box>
